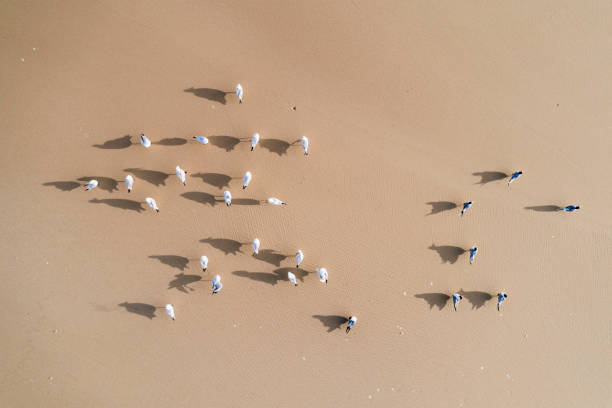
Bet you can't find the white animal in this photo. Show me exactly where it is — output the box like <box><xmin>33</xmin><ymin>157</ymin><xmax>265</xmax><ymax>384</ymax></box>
<box><xmin>287</xmin><ymin>271</ymin><xmax>298</xmax><ymax>286</ymax></box>
<box><xmin>176</xmin><ymin>166</ymin><xmax>187</xmax><ymax>186</ymax></box>
<box><xmin>193</xmin><ymin>136</ymin><xmax>209</xmax><ymax>144</ymax></box>
<box><xmin>251</xmin><ymin>133</ymin><xmax>260</xmax><ymax>151</ymax></box>
<box><xmin>212</xmin><ymin>274</ymin><xmax>223</xmax><ymax>294</ymax></box>
<box><xmin>125</xmin><ymin>175</ymin><xmax>134</xmax><ymax>193</ymax></box>
<box><xmin>85</xmin><ymin>180</ymin><xmax>98</xmax><ymax>191</ymax></box>
<box><xmin>224</xmin><ymin>190</ymin><xmax>232</xmax><ymax>206</ymax></box>
<box><xmin>140</xmin><ymin>133</ymin><xmax>151</xmax><ymax>148</ymax></box>
<box><xmin>301</xmin><ymin>136</ymin><xmax>309</xmax><ymax>156</ymax></box>
<box><xmin>165</xmin><ymin>304</ymin><xmax>175</xmax><ymax>320</ymax></box>
<box><xmin>252</xmin><ymin>238</ymin><xmax>260</xmax><ymax>255</ymax></box>
<box><xmin>267</xmin><ymin>197</ymin><xmax>287</xmax><ymax>206</ymax></box>
<box><xmin>145</xmin><ymin>197</ymin><xmax>159</xmax><ymax>212</ymax></box>
<box><xmin>200</xmin><ymin>256</ymin><xmax>208</xmax><ymax>271</ymax></box>
<box><xmin>236</xmin><ymin>84</ymin><xmax>244</xmax><ymax>104</ymax></box>
<box><xmin>243</xmin><ymin>171</ymin><xmax>252</xmax><ymax>189</ymax></box>
<box><xmin>346</xmin><ymin>316</ymin><xmax>357</xmax><ymax>333</ymax></box>
<box><xmin>316</xmin><ymin>267</ymin><xmax>328</xmax><ymax>283</ymax></box>
<box><xmin>296</xmin><ymin>250</ymin><xmax>304</xmax><ymax>268</ymax></box>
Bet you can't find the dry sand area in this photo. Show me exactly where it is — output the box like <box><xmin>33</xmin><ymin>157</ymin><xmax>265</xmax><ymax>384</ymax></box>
<box><xmin>1</xmin><ymin>0</ymin><xmax>611</xmax><ymax>406</ymax></box>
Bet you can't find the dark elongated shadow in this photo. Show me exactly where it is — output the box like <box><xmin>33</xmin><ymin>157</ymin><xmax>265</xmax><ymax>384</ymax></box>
<box><xmin>43</xmin><ymin>181</ymin><xmax>81</xmax><ymax>191</ymax></box>
<box><xmin>89</xmin><ymin>198</ymin><xmax>145</xmax><ymax>212</ymax></box>
<box><xmin>312</xmin><ymin>315</ymin><xmax>349</xmax><ymax>332</ymax></box>
<box><xmin>473</xmin><ymin>171</ymin><xmax>508</xmax><ymax>185</ymax></box>
<box><xmin>232</xmin><ymin>198</ymin><xmax>261</xmax><ymax>206</ymax></box>
<box><xmin>429</xmin><ymin>244</ymin><xmax>466</xmax><ymax>264</ymax></box>
<box><xmin>118</xmin><ymin>302</ymin><xmax>156</xmax><ymax>319</ymax></box>
<box><xmin>426</xmin><ymin>201</ymin><xmax>457</xmax><ymax>215</ymax></box>
<box><xmin>168</xmin><ymin>273</ymin><xmax>202</xmax><ymax>293</ymax></box>
<box><xmin>208</xmin><ymin>135</ymin><xmax>241</xmax><ymax>151</ymax></box>
<box><xmin>200</xmin><ymin>237</ymin><xmax>243</xmax><ymax>255</ymax></box>
<box><xmin>149</xmin><ymin>255</ymin><xmax>189</xmax><ymax>271</ymax></box>
<box><xmin>191</xmin><ymin>173</ymin><xmax>232</xmax><ymax>189</ymax></box>
<box><xmin>254</xmin><ymin>249</ymin><xmax>288</xmax><ymax>267</ymax></box>
<box><xmin>182</xmin><ymin>192</ymin><xmax>218</xmax><ymax>206</ymax></box>
<box><xmin>459</xmin><ymin>290</ymin><xmax>493</xmax><ymax>309</ymax></box>
<box><xmin>232</xmin><ymin>270</ymin><xmax>281</xmax><ymax>285</ymax></box>
<box><xmin>274</xmin><ymin>267</ymin><xmax>308</xmax><ymax>282</ymax></box>
<box><xmin>93</xmin><ymin>135</ymin><xmax>132</xmax><ymax>149</ymax></box>
<box><xmin>524</xmin><ymin>205</ymin><xmax>561</xmax><ymax>212</ymax></box>
<box><xmin>184</xmin><ymin>87</ymin><xmax>227</xmax><ymax>104</ymax></box>
<box><xmin>414</xmin><ymin>293</ymin><xmax>450</xmax><ymax>310</ymax></box>
<box><xmin>260</xmin><ymin>139</ymin><xmax>291</xmax><ymax>156</ymax></box>
<box><xmin>154</xmin><ymin>138</ymin><xmax>187</xmax><ymax>146</ymax></box>
<box><xmin>78</xmin><ymin>176</ymin><xmax>119</xmax><ymax>193</ymax></box>
<box><xmin>124</xmin><ymin>168</ymin><xmax>170</xmax><ymax>186</ymax></box>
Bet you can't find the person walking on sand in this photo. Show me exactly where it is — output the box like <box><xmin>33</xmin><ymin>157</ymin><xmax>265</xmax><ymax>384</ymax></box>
<box><xmin>252</xmin><ymin>238</ymin><xmax>260</xmax><ymax>255</ymax></box>
<box><xmin>243</xmin><ymin>171</ymin><xmax>252</xmax><ymax>189</ymax></box>
<box><xmin>224</xmin><ymin>190</ymin><xmax>232</xmax><ymax>206</ymax></box>
<box><xmin>461</xmin><ymin>201</ymin><xmax>472</xmax><ymax>216</ymax></box>
<box><xmin>251</xmin><ymin>133</ymin><xmax>260</xmax><ymax>151</ymax></box>
<box><xmin>165</xmin><ymin>304</ymin><xmax>175</xmax><ymax>320</ymax></box>
<box><xmin>145</xmin><ymin>197</ymin><xmax>160</xmax><ymax>213</ymax></box>
<box><xmin>212</xmin><ymin>274</ymin><xmax>223</xmax><ymax>294</ymax></box>
<box><xmin>85</xmin><ymin>180</ymin><xmax>98</xmax><ymax>191</ymax></box>
<box><xmin>557</xmin><ymin>205</ymin><xmax>580</xmax><ymax>212</ymax></box>
<box><xmin>296</xmin><ymin>250</ymin><xmax>304</xmax><ymax>268</ymax></box>
<box><xmin>469</xmin><ymin>246</ymin><xmax>478</xmax><ymax>264</ymax></box>
<box><xmin>236</xmin><ymin>84</ymin><xmax>244</xmax><ymax>104</ymax></box>
<box><xmin>200</xmin><ymin>255</ymin><xmax>208</xmax><ymax>271</ymax></box>
<box><xmin>317</xmin><ymin>267</ymin><xmax>328</xmax><ymax>283</ymax></box>
<box><xmin>497</xmin><ymin>292</ymin><xmax>508</xmax><ymax>311</ymax></box>
<box><xmin>176</xmin><ymin>166</ymin><xmax>187</xmax><ymax>186</ymax></box>
<box><xmin>508</xmin><ymin>170</ymin><xmax>523</xmax><ymax>186</ymax></box>
<box><xmin>346</xmin><ymin>316</ymin><xmax>357</xmax><ymax>333</ymax></box>
<box><xmin>453</xmin><ymin>293</ymin><xmax>462</xmax><ymax>311</ymax></box>
<box><xmin>140</xmin><ymin>133</ymin><xmax>151</xmax><ymax>148</ymax></box>
<box><xmin>125</xmin><ymin>175</ymin><xmax>134</xmax><ymax>193</ymax></box>
<box><xmin>301</xmin><ymin>136</ymin><xmax>309</xmax><ymax>156</ymax></box>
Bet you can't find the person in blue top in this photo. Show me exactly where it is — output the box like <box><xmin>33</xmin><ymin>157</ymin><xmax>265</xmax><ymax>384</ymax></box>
<box><xmin>508</xmin><ymin>170</ymin><xmax>523</xmax><ymax>186</ymax></box>
<box><xmin>497</xmin><ymin>292</ymin><xmax>508</xmax><ymax>311</ymax></box>
<box><xmin>557</xmin><ymin>205</ymin><xmax>580</xmax><ymax>212</ymax></box>
<box><xmin>453</xmin><ymin>293</ymin><xmax>462</xmax><ymax>311</ymax></box>
<box><xmin>461</xmin><ymin>201</ymin><xmax>472</xmax><ymax>217</ymax></box>
<box><xmin>469</xmin><ymin>246</ymin><xmax>478</xmax><ymax>264</ymax></box>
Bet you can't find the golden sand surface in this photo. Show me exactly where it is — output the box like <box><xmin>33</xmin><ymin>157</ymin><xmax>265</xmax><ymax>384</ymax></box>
<box><xmin>1</xmin><ymin>1</ymin><xmax>611</xmax><ymax>406</ymax></box>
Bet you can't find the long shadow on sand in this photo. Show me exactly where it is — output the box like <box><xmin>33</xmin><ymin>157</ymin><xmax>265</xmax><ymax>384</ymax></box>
<box><xmin>473</xmin><ymin>171</ymin><xmax>508</xmax><ymax>185</ymax></box>
<box><xmin>426</xmin><ymin>201</ymin><xmax>457</xmax><ymax>215</ymax></box>
<box><xmin>232</xmin><ymin>198</ymin><xmax>261</xmax><ymax>206</ymax></box>
<box><xmin>253</xmin><ymin>250</ymin><xmax>288</xmax><ymax>267</ymax></box>
<box><xmin>524</xmin><ymin>205</ymin><xmax>562</xmax><ymax>212</ymax></box>
<box><xmin>459</xmin><ymin>290</ymin><xmax>493</xmax><ymax>309</ymax></box>
<box><xmin>232</xmin><ymin>270</ymin><xmax>282</xmax><ymax>285</ymax></box>
<box><xmin>124</xmin><ymin>168</ymin><xmax>170</xmax><ymax>186</ymax></box>
<box><xmin>154</xmin><ymin>138</ymin><xmax>187</xmax><ymax>146</ymax></box>
<box><xmin>191</xmin><ymin>173</ymin><xmax>232</xmax><ymax>190</ymax></box>
<box><xmin>78</xmin><ymin>176</ymin><xmax>119</xmax><ymax>193</ymax></box>
<box><xmin>260</xmin><ymin>139</ymin><xmax>293</xmax><ymax>156</ymax></box>
<box><xmin>93</xmin><ymin>135</ymin><xmax>132</xmax><ymax>149</ymax></box>
<box><xmin>89</xmin><ymin>198</ymin><xmax>145</xmax><ymax>212</ymax></box>
<box><xmin>200</xmin><ymin>237</ymin><xmax>243</xmax><ymax>255</ymax></box>
<box><xmin>184</xmin><ymin>87</ymin><xmax>228</xmax><ymax>104</ymax></box>
<box><xmin>312</xmin><ymin>315</ymin><xmax>349</xmax><ymax>332</ymax></box>
<box><xmin>149</xmin><ymin>255</ymin><xmax>189</xmax><ymax>271</ymax></box>
<box><xmin>182</xmin><ymin>192</ymin><xmax>218</xmax><ymax>206</ymax></box>
<box><xmin>208</xmin><ymin>135</ymin><xmax>241</xmax><ymax>151</ymax></box>
<box><xmin>118</xmin><ymin>302</ymin><xmax>157</xmax><ymax>319</ymax></box>
<box><xmin>168</xmin><ymin>273</ymin><xmax>202</xmax><ymax>293</ymax></box>
<box><xmin>414</xmin><ymin>293</ymin><xmax>451</xmax><ymax>310</ymax></box>
<box><xmin>43</xmin><ymin>181</ymin><xmax>81</xmax><ymax>191</ymax></box>
<box><xmin>429</xmin><ymin>244</ymin><xmax>466</xmax><ymax>264</ymax></box>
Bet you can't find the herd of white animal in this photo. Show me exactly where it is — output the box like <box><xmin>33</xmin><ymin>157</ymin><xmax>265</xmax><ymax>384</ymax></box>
<box><xmin>88</xmin><ymin>84</ymin><xmax>357</xmax><ymax>331</ymax></box>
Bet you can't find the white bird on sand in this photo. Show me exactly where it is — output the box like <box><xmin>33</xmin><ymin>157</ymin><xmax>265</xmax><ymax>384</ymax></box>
<box><xmin>316</xmin><ymin>267</ymin><xmax>328</xmax><ymax>283</ymax></box>
<box><xmin>145</xmin><ymin>197</ymin><xmax>160</xmax><ymax>213</ymax></box>
<box><xmin>453</xmin><ymin>293</ymin><xmax>462</xmax><ymax>311</ymax></box>
<box><xmin>200</xmin><ymin>256</ymin><xmax>208</xmax><ymax>271</ymax></box>
<box><xmin>267</xmin><ymin>197</ymin><xmax>287</xmax><ymax>206</ymax></box>
<box><xmin>165</xmin><ymin>304</ymin><xmax>175</xmax><ymax>320</ymax></box>
<box><xmin>140</xmin><ymin>133</ymin><xmax>151</xmax><ymax>148</ymax></box>
<box><xmin>85</xmin><ymin>179</ymin><xmax>98</xmax><ymax>191</ymax></box>
<box><xmin>236</xmin><ymin>84</ymin><xmax>244</xmax><ymax>104</ymax></box>
<box><xmin>301</xmin><ymin>136</ymin><xmax>309</xmax><ymax>156</ymax></box>
<box><xmin>497</xmin><ymin>292</ymin><xmax>508</xmax><ymax>311</ymax></box>
<box><xmin>212</xmin><ymin>274</ymin><xmax>222</xmax><ymax>294</ymax></box>
<box><xmin>224</xmin><ymin>190</ymin><xmax>232</xmax><ymax>206</ymax></box>
<box><xmin>287</xmin><ymin>271</ymin><xmax>298</xmax><ymax>286</ymax></box>
<box><xmin>251</xmin><ymin>133</ymin><xmax>260</xmax><ymax>151</ymax></box>
<box><xmin>243</xmin><ymin>171</ymin><xmax>252</xmax><ymax>189</ymax></box>
<box><xmin>346</xmin><ymin>316</ymin><xmax>357</xmax><ymax>333</ymax></box>
<box><xmin>296</xmin><ymin>250</ymin><xmax>304</xmax><ymax>268</ymax></box>
<box><xmin>193</xmin><ymin>136</ymin><xmax>209</xmax><ymax>144</ymax></box>
<box><xmin>252</xmin><ymin>238</ymin><xmax>260</xmax><ymax>255</ymax></box>
<box><xmin>125</xmin><ymin>175</ymin><xmax>134</xmax><ymax>193</ymax></box>
<box><xmin>176</xmin><ymin>166</ymin><xmax>187</xmax><ymax>186</ymax></box>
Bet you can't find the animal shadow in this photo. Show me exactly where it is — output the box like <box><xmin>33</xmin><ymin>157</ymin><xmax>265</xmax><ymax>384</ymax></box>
<box><xmin>154</xmin><ymin>138</ymin><xmax>187</xmax><ymax>146</ymax></box>
<box><xmin>93</xmin><ymin>135</ymin><xmax>132</xmax><ymax>149</ymax></box>
<box><xmin>43</xmin><ymin>181</ymin><xmax>81</xmax><ymax>191</ymax></box>
<box><xmin>168</xmin><ymin>273</ymin><xmax>202</xmax><ymax>293</ymax></box>
<box><xmin>429</xmin><ymin>244</ymin><xmax>466</xmax><ymax>264</ymax></box>
<box><xmin>184</xmin><ymin>87</ymin><xmax>227</xmax><ymax>104</ymax></box>
<box><xmin>232</xmin><ymin>270</ymin><xmax>281</xmax><ymax>286</ymax></box>
<box><xmin>89</xmin><ymin>198</ymin><xmax>145</xmax><ymax>212</ymax></box>
<box><xmin>149</xmin><ymin>255</ymin><xmax>189</xmax><ymax>271</ymax></box>
<box><xmin>232</xmin><ymin>198</ymin><xmax>261</xmax><ymax>206</ymax></box>
<box><xmin>191</xmin><ymin>173</ymin><xmax>232</xmax><ymax>190</ymax></box>
<box><xmin>414</xmin><ymin>293</ymin><xmax>451</xmax><ymax>310</ymax></box>
<box><xmin>181</xmin><ymin>192</ymin><xmax>218</xmax><ymax>206</ymax></box>
<box><xmin>312</xmin><ymin>315</ymin><xmax>349</xmax><ymax>332</ymax></box>
<box><xmin>459</xmin><ymin>290</ymin><xmax>493</xmax><ymax>309</ymax></box>
<box><xmin>78</xmin><ymin>176</ymin><xmax>118</xmax><ymax>193</ymax></box>
<box><xmin>118</xmin><ymin>302</ymin><xmax>156</xmax><ymax>319</ymax></box>
<box><xmin>274</xmin><ymin>267</ymin><xmax>308</xmax><ymax>282</ymax></box>
<box><xmin>124</xmin><ymin>168</ymin><xmax>170</xmax><ymax>186</ymax></box>
<box><xmin>426</xmin><ymin>201</ymin><xmax>457</xmax><ymax>215</ymax></box>
<box><xmin>200</xmin><ymin>237</ymin><xmax>243</xmax><ymax>255</ymax></box>
<box><xmin>472</xmin><ymin>171</ymin><xmax>508</xmax><ymax>185</ymax></box>
<box><xmin>208</xmin><ymin>135</ymin><xmax>241</xmax><ymax>151</ymax></box>
<box><xmin>524</xmin><ymin>205</ymin><xmax>561</xmax><ymax>212</ymax></box>
<box><xmin>260</xmin><ymin>139</ymin><xmax>291</xmax><ymax>156</ymax></box>
<box><xmin>254</xmin><ymin>249</ymin><xmax>288</xmax><ymax>267</ymax></box>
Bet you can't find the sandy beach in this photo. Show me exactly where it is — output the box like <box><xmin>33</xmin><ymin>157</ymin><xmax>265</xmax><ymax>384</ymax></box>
<box><xmin>1</xmin><ymin>1</ymin><xmax>611</xmax><ymax>406</ymax></box>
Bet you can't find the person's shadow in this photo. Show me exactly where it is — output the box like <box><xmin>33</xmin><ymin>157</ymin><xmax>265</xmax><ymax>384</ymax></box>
<box><xmin>426</xmin><ymin>201</ymin><xmax>457</xmax><ymax>215</ymax></box>
<box><xmin>429</xmin><ymin>244</ymin><xmax>466</xmax><ymax>264</ymax></box>
<box><xmin>260</xmin><ymin>139</ymin><xmax>293</xmax><ymax>156</ymax></box>
<box><xmin>78</xmin><ymin>176</ymin><xmax>119</xmax><ymax>193</ymax></box>
<box><xmin>154</xmin><ymin>138</ymin><xmax>187</xmax><ymax>146</ymax></box>
<box><xmin>472</xmin><ymin>171</ymin><xmax>508</xmax><ymax>185</ymax></box>
<box><xmin>191</xmin><ymin>173</ymin><xmax>232</xmax><ymax>190</ymax></box>
<box><xmin>181</xmin><ymin>192</ymin><xmax>218</xmax><ymax>206</ymax></box>
<box><xmin>124</xmin><ymin>168</ymin><xmax>170</xmax><ymax>186</ymax></box>
<box><xmin>93</xmin><ymin>135</ymin><xmax>132</xmax><ymax>149</ymax></box>
<box><xmin>414</xmin><ymin>293</ymin><xmax>451</xmax><ymax>310</ymax></box>
<box><xmin>232</xmin><ymin>270</ymin><xmax>281</xmax><ymax>285</ymax></box>
<box><xmin>459</xmin><ymin>290</ymin><xmax>493</xmax><ymax>309</ymax></box>
<box><xmin>118</xmin><ymin>302</ymin><xmax>157</xmax><ymax>319</ymax></box>
<box><xmin>149</xmin><ymin>255</ymin><xmax>189</xmax><ymax>271</ymax></box>
<box><xmin>312</xmin><ymin>315</ymin><xmax>349</xmax><ymax>332</ymax></box>
<box><xmin>89</xmin><ymin>198</ymin><xmax>145</xmax><ymax>213</ymax></box>
<box><xmin>168</xmin><ymin>273</ymin><xmax>202</xmax><ymax>293</ymax></box>
<box><xmin>200</xmin><ymin>237</ymin><xmax>244</xmax><ymax>255</ymax></box>
<box><xmin>524</xmin><ymin>205</ymin><xmax>561</xmax><ymax>212</ymax></box>
<box><xmin>253</xmin><ymin>249</ymin><xmax>288</xmax><ymax>267</ymax></box>
<box><xmin>208</xmin><ymin>135</ymin><xmax>241</xmax><ymax>151</ymax></box>
<box><xmin>184</xmin><ymin>87</ymin><xmax>228</xmax><ymax>104</ymax></box>
<box><xmin>43</xmin><ymin>181</ymin><xmax>81</xmax><ymax>191</ymax></box>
